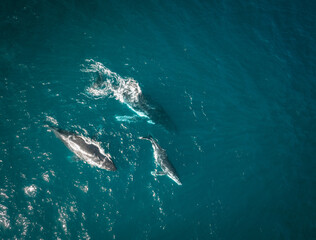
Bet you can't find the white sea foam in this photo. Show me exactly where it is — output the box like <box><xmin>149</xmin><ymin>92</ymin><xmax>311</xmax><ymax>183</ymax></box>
<box><xmin>82</xmin><ymin>59</ymin><xmax>142</xmax><ymax>104</ymax></box>
<box><xmin>24</xmin><ymin>184</ymin><xmax>37</xmax><ymax>197</ymax></box>
<box><xmin>16</xmin><ymin>214</ymin><xmax>30</xmax><ymax>236</ymax></box>
<box><xmin>58</xmin><ymin>206</ymin><xmax>69</xmax><ymax>235</ymax></box>
<box><xmin>42</xmin><ymin>171</ymin><xmax>50</xmax><ymax>182</ymax></box>
<box><xmin>46</xmin><ymin>116</ymin><xmax>58</xmax><ymax>125</ymax></box>
<box><xmin>0</xmin><ymin>204</ymin><xmax>10</xmax><ymax>229</ymax></box>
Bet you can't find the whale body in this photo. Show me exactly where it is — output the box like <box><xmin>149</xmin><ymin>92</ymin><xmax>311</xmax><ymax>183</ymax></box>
<box><xmin>126</xmin><ymin>93</ymin><xmax>177</xmax><ymax>132</ymax></box>
<box><xmin>49</xmin><ymin>126</ymin><xmax>116</xmax><ymax>171</ymax></box>
<box><xmin>139</xmin><ymin>136</ymin><xmax>182</xmax><ymax>185</ymax></box>
<box><xmin>93</xmin><ymin>71</ymin><xmax>177</xmax><ymax>132</ymax></box>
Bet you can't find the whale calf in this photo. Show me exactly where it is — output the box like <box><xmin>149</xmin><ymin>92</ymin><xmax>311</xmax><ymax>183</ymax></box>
<box><xmin>49</xmin><ymin>126</ymin><xmax>116</xmax><ymax>171</ymax></box>
<box><xmin>139</xmin><ymin>136</ymin><xmax>182</xmax><ymax>185</ymax></box>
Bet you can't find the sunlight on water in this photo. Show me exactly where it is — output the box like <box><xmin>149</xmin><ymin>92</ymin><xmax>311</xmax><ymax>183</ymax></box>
<box><xmin>24</xmin><ymin>185</ymin><xmax>38</xmax><ymax>198</ymax></box>
<box><xmin>0</xmin><ymin>204</ymin><xmax>10</xmax><ymax>229</ymax></box>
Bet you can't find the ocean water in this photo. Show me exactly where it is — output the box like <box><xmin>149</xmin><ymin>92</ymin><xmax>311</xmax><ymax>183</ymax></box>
<box><xmin>1</xmin><ymin>0</ymin><xmax>316</xmax><ymax>239</ymax></box>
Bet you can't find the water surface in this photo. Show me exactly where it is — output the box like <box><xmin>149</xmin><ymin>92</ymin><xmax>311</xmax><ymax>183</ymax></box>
<box><xmin>0</xmin><ymin>0</ymin><xmax>316</xmax><ymax>239</ymax></box>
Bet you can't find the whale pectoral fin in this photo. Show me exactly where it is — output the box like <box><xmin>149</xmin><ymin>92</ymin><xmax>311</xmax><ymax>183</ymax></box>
<box><xmin>151</xmin><ymin>171</ymin><xmax>165</xmax><ymax>177</ymax></box>
<box><xmin>115</xmin><ymin>115</ymin><xmax>138</xmax><ymax>123</ymax></box>
<box><xmin>156</xmin><ymin>171</ymin><xmax>166</xmax><ymax>176</ymax></box>
<box><xmin>147</xmin><ymin>120</ymin><xmax>155</xmax><ymax>125</ymax></box>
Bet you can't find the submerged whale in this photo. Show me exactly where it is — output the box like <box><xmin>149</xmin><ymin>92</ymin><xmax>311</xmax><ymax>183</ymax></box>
<box><xmin>93</xmin><ymin>72</ymin><xmax>177</xmax><ymax>132</ymax></box>
<box><xmin>139</xmin><ymin>136</ymin><xmax>182</xmax><ymax>185</ymax></box>
<box><xmin>127</xmin><ymin>93</ymin><xmax>177</xmax><ymax>132</ymax></box>
<box><xmin>49</xmin><ymin>126</ymin><xmax>116</xmax><ymax>171</ymax></box>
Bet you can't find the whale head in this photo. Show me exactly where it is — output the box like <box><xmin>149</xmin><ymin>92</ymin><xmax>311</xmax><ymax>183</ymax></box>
<box><xmin>100</xmin><ymin>154</ymin><xmax>117</xmax><ymax>171</ymax></box>
<box><xmin>168</xmin><ymin>173</ymin><xmax>182</xmax><ymax>185</ymax></box>
<box><xmin>103</xmin><ymin>162</ymin><xmax>117</xmax><ymax>171</ymax></box>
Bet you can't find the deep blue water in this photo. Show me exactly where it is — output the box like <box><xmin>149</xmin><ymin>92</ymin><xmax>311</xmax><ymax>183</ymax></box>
<box><xmin>1</xmin><ymin>0</ymin><xmax>316</xmax><ymax>239</ymax></box>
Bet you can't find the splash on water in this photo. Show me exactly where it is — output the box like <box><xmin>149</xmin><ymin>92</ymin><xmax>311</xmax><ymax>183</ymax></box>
<box><xmin>82</xmin><ymin>59</ymin><xmax>155</xmax><ymax>123</ymax></box>
<box><xmin>24</xmin><ymin>185</ymin><xmax>38</xmax><ymax>198</ymax></box>
<box><xmin>82</xmin><ymin>59</ymin><xmax>142</xmax><ymax>104</ymax></box>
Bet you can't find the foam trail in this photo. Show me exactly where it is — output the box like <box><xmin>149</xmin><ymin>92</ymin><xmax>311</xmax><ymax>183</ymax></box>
<box><xmin>82</xmin><ymin>59</ymin><xmax>142</xmax><ymax>104</ymax></box>
<box><xmin>82</xmin><ymin>59</ymin><xmax>175</xmax><ymax>131</ymax></box>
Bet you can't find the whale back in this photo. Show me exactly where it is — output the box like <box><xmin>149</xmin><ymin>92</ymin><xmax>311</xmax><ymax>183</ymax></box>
<box><xmin>50</xmin><ymin>127</ymin><xmax>116</xmax><ymax>171</ymax></box>
<box><xmin>132</xmin><ymin>94</ymin><xmax>177</xmax><ymax>132</ymax></box>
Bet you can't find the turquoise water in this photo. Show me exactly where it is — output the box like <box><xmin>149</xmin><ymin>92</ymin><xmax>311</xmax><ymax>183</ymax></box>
<box><xmin>1</xmin><ymin>0</ymin><xmax>316</xmax><ymax>239</ymax></box>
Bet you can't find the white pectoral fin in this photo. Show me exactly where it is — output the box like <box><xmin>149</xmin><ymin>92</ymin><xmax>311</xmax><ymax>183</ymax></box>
<box><xmin>151</xmin><ymin>170</ymin><xmax>166</xmax><ymax>177</ymax></box>
<box><xmin>115</xmin><ymin>115</ymin><xmax>138</xmax><ymax>123</ymax></box>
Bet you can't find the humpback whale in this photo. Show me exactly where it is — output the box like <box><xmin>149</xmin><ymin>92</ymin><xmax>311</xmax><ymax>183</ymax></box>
<box><xmin>139</xmin><ymin>136</ymin><xmax>182</xmax><ymax>185</ymax></box>
<box><xmin>49</xmin><ymin>126</ymin><xmax>116</xmax><ymax>171</ymax></box>
<box><xmin>125</xmin><ymin>93</ymin><xmax>177</xmax><ymax>132</ymax></box>
<box><xmin>91</xmin><ymin>70</ymin><xmax>177</xmax><ymax>132</ymax></box>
